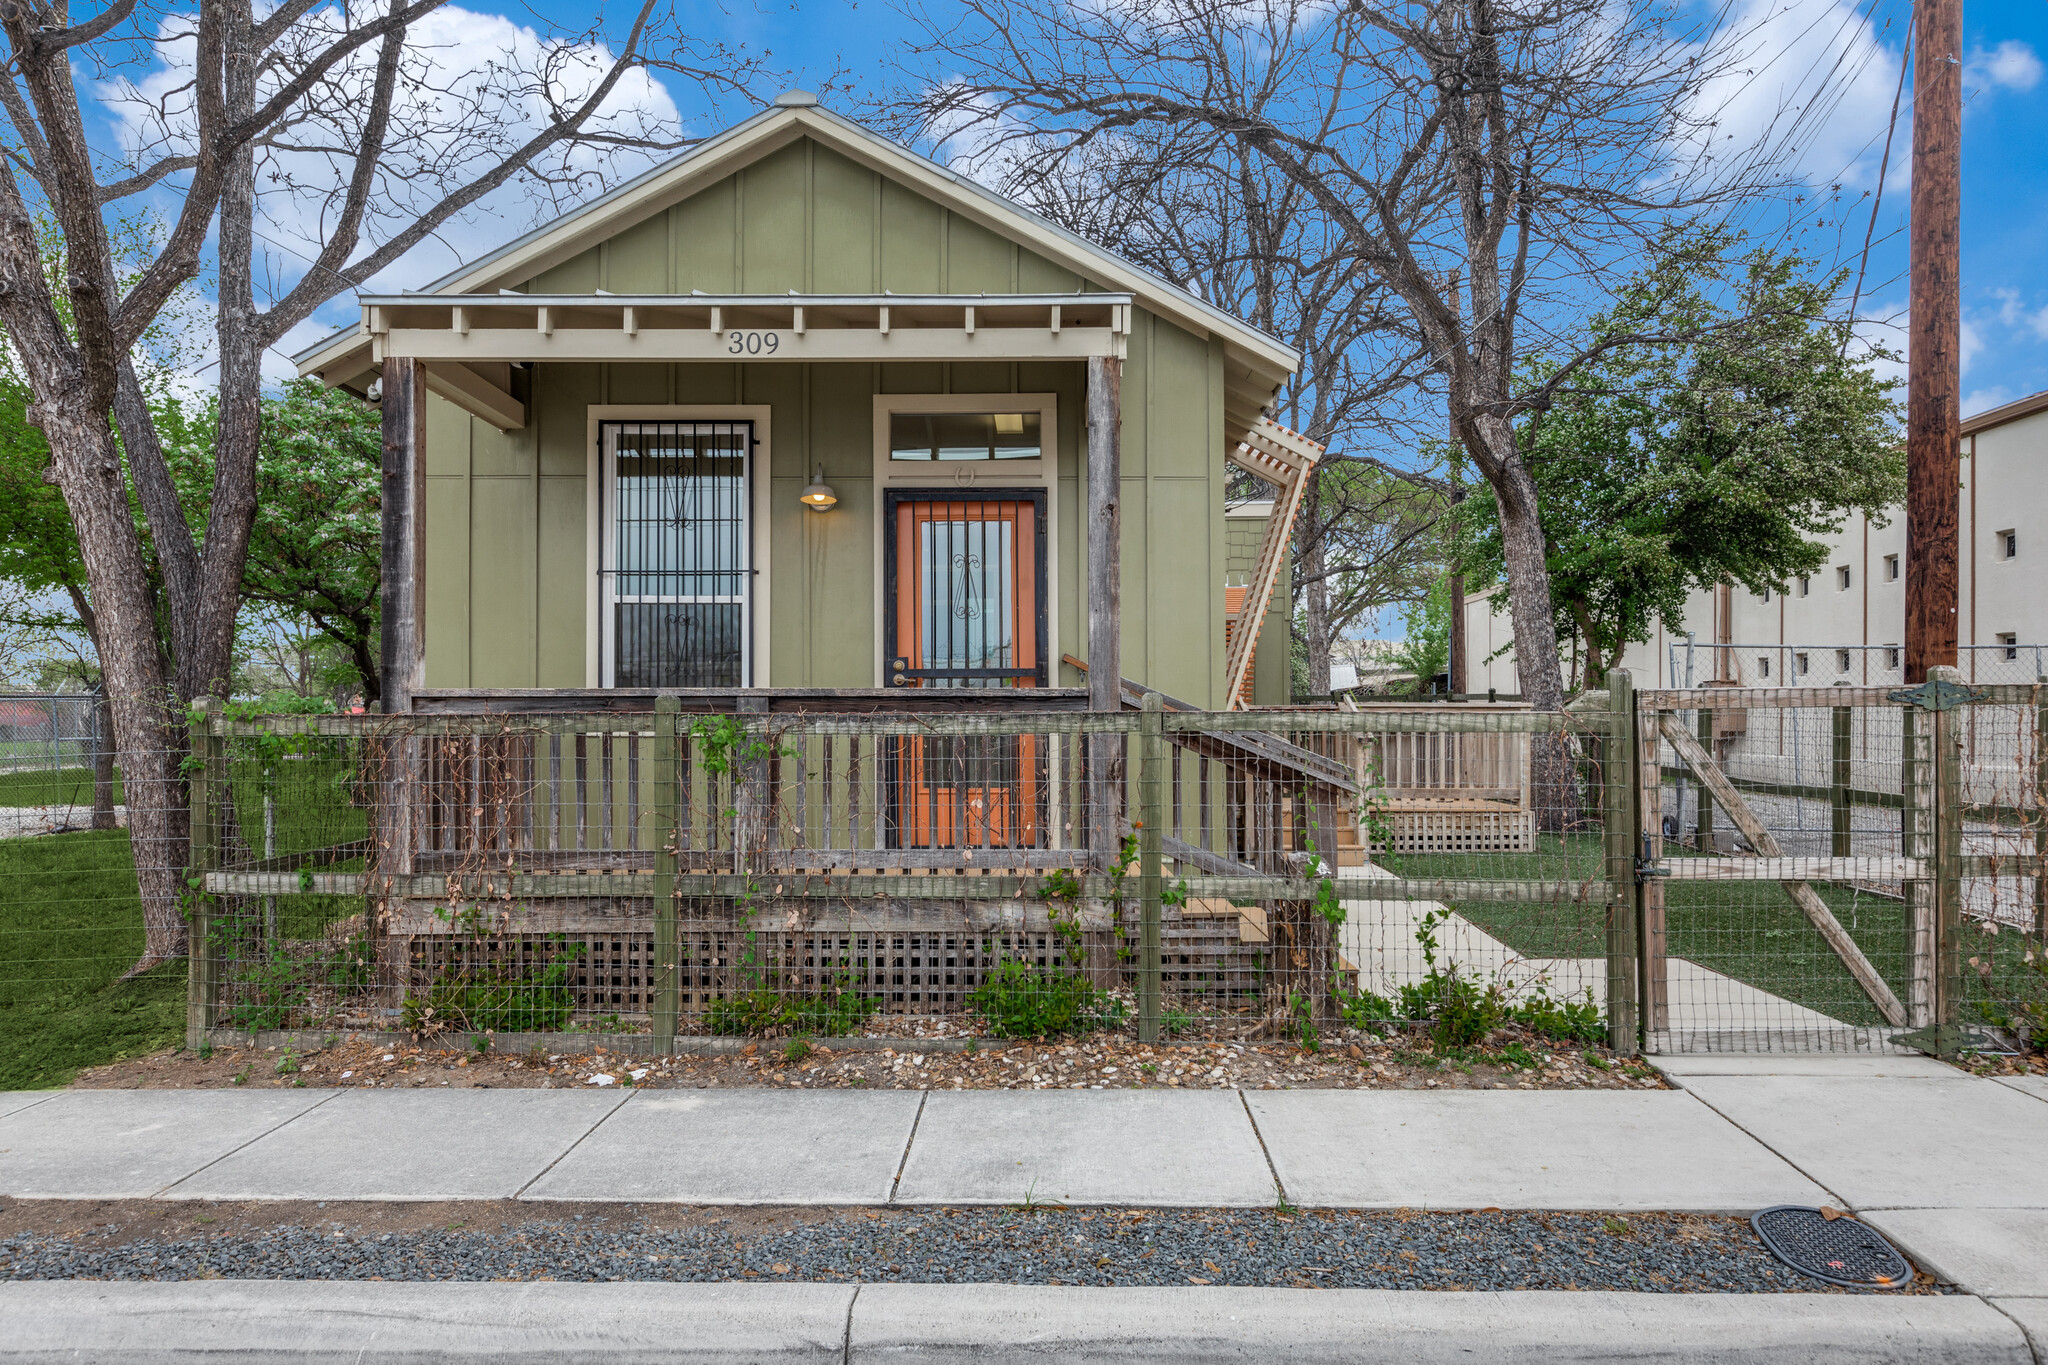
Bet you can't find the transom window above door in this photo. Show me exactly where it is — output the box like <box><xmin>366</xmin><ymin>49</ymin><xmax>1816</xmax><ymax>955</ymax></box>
<box><xmin>889</xmin><ymin>411</ymin><xmax>1042</xmax><ymax>462</ymax></box>
<box><xmin>599</xmin><ymin>420</ymin><xmax>752</xmax><ymax>687</ymax></box>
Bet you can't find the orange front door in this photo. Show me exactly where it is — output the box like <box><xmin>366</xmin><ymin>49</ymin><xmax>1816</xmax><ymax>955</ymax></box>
<box><xmin>886</xmin><ymin>493</ymin><xmax>1045</xmax><ymax>849</ymax></box>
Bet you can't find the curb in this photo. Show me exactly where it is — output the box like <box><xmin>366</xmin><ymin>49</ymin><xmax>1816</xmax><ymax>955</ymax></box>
<box><xmin>0</xmin><ymin>1282</ymin><xmax>2032</xmax><ymax>1364</ymax></box>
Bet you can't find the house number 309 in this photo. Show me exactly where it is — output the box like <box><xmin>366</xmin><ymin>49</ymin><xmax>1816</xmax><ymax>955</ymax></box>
<box><xmin>726</xmin><ymin>331</ymin><xmax>780</xmax><ymax>355</ymax></box>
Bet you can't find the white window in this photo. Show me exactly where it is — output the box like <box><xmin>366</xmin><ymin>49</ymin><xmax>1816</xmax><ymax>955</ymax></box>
<box><xmin>1757</xmin><ymin>656</ymin><xmax>1770</xmax><ymax>678</ymax></box>
<box><xmin>1837</xmin><ymin>649</ymin><xmax>1853</xmax><ymax>673</ymax></box>
<box><xmin>1794</xmin><ymin>651</ymin><xmax>1810</xmax><ymax>676</ymax></box>
<box><xmin>2000</xmin><ymin>529</ymin><xmax>2018</xmax><ymax>560</ymax></box>
<box><xmin>599</xmin><ymin>420</ymin><xmax>753</xmax><ymax>687</ymax></box>
<box><xmin>1761</xmin><ymin>587</ymin><xmax>1772</xmax><ymax>603</ymax></box>
<box><xmin>1883</xmin><ymin>646</ymin><xmax>1900</xmax><ymax>671</ymax></box>
<box><xmin>2000</xmin><ymin>632</ymin><xmax>2019</xmax><ymax>661</ymax></box>
<box><xmin>1837</xmin><ymin>565</ymin><xmax>1852</xmax><ymax>591</ymax></box>
<box><xmin>1884</xmin><ymin>554</ymin><xmax>1899</xmax><ymax>581</ymax></box>
<box><xmin>1798</xmin><ymin>575</ymin><xmax>1810</xmax><ymax>597</ymax></box>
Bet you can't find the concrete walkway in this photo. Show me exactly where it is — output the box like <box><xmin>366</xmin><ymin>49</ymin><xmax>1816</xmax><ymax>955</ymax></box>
<box><xmin>2</xmin><ymin>1059</ymin><xmax>2045</xmax><ymax>1361</ymax></box>
<box><xmin>1335</xmin><ymin>865</ymin><xmax>1846</xmax><ymax>1038</ymax></box>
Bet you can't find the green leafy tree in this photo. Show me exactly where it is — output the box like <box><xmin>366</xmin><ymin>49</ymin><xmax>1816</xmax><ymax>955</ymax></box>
<box><xmin>1458</xmin><ymin>234</ymin><xmax>1904</xmax><ymax>688</ymax></box>
<box><xmin>222</xmin><ymin>380</ymin><xmax>382</xmax><ymax>706</ymax></box>
<box><xmin>1390</xmin><ymin>576</ymin><xmax>1453</xmax><ymax>695</ymax></box>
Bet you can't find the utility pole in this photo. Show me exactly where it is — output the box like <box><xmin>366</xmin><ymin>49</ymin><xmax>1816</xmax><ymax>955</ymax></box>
<box><xmin>1905</xmin><ymin>0</ymin><xmax>1962</xmax><ymax>683</ymax></box>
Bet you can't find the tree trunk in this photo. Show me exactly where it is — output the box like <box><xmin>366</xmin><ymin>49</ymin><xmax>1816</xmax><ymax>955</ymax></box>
<box><xmin>1301</xmin><ymin>486</ymin><xmax>1332</xmax><ymax>696</ymax></box>
<box><xmin>1471</xmin><ymin>430</ymin><xmax>1576</xmax><ymax>829</ymax></box>
<box><xmin>41</xmin><ymin>406</ymin><xmax>186</xmax><ymax>966</ymax></box>
<box><xmin>91</xmin><ymin>687</ymin><xmax>117</xmax><ymax>831</ymax></box>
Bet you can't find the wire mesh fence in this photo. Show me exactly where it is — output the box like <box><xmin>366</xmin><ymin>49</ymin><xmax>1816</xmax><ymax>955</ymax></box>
<box><xmin>4</xmin><ymin>677</ymin><xmax>2040</xmax><ymax>1070</ymax></box>
<box><xmin>174</xmin><ymin>698</ymin><xmax>1637</xmax><ymax>1051</ymax></box>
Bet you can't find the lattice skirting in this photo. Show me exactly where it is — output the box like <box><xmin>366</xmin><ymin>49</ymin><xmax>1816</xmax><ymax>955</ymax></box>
<box><xmin>403</xmin><ymin>918</ymin><xmax>1273</xmax><ymax>1019</ymax></box>
<box><xmin>1376</xmin><ymin>805</ymin><xmax>1535</xmax><ymax>854</ymax></box>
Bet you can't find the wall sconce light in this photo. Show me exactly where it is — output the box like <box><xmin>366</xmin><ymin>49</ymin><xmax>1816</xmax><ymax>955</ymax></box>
<box><xmin>799</xmin><ymin>464</ymin><xmax>838</xmax><ymax>511</ymax></box>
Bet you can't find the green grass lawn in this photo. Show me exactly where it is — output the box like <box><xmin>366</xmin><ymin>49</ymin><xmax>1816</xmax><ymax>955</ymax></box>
<box><xmin>0</xmin><ymin>829</ymin><xmax>183</xmax><ymax>1089</ymax></box>
<box><xmin>1384</xmin><ymin>834</ymin><xmax>1931</xmax><ymax>1028</ymax></box>
<box><xmin>0</xmin><ymin>765</ymin><xmax>123</xmax><ymax>808</ymax></box>
<box><xmin>0</xmin><ymin>737</ymin><xmax>382</xmax><ymax>1087</ymax></box>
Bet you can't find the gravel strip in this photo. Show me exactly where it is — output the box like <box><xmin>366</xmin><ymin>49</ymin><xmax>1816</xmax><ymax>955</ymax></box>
<box><xmin>0</xmin><ymin>1207</ymin><xmax>1947</xmax><ymax>1293</ymax></box>
<box><xmin>75</xmin><ymin>1030</ymin><xmax>1668</xmax><ymax>1093</ymax></box>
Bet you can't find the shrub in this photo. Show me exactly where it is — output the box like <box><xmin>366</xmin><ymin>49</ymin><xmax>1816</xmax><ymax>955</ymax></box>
<box><xmin>968</xmin><ymin>959</ymin><xmax>1121</xmax><ymax>1038</ymax></box>
<box><xmin>1427</xmin><ymin>975</ymin><xmax>1506</xmax><ymax>1051</ymax></box>
<box><xmin>401</xmin><ymin>954</ymin><xmax>580</xmax><ymax>1035</ymax></box>
<box><xmin>225</xmin><ymin>949</ymin><xmax>310</xmax><ymax>1030</ymax></box>
<box><xmin>1336</xmin><ymin>987</ymin><xmax>1401</xmax><ymax>1036</ymax></box>
<box><xmin>1512</xmin><ymin>989</ymin><xmax>1606</xmax><ymax>1043</ymax></box>
<box><xmin>327</xmin><ymin>932</ymin><xmax>375</xmax><ymax>993</ymax></box>
<box><xmin>704</xmin><ymin>986</ymin><xmax>877</xmax><ymax>1037</ymax></box>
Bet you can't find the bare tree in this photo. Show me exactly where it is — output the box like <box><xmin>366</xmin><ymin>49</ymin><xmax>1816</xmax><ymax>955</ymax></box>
<box><xmin>0</xmin><ymin>0</ymin><xmax>759</xmax><ymax>969</ymax></box>
<box><xmin>891</xmin><ymin>0</ymin><xmax>1776</xmax><ymax>736</ymax></box>
<box><xmin>951</xmin><ymin>124</ymin><xmax>1440</xmax><ymax>690</ymax></box>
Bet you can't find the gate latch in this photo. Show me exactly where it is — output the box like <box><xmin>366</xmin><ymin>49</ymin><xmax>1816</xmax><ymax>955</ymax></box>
<box><xmin>1635</xmin><ymin>833</ymin><xmax>1670</xmax><ymax>884</ymax></box>
<box><xmin>1887</xmin><ymin>678</ymin><xmax>1983</xmax><ymax>711</ymax></box>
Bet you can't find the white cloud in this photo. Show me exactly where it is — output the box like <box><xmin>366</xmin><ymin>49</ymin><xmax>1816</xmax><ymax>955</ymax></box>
<box><xmin>1968</xmin><ymin>40</ymin><xmax>2043</xmax><ymax>92</ymax></box>
<box><xmin>1962</xmin><ymin>317</ymin><xmax>1983</xmax><ymax>375</ymax></box>
<box><xmin>1679</xmin><ymin>0</ymin><xmax>1909</xmax><ymax>190</ymax></box>
<box><xmin>1964</xmin><ymin>387</ymin><xmax>2016</xmax><ymax>417</ymax></box>
<box><xmin>1845</xmin><ymin>300</ymin><xmax>1907</xmax><ymax>389</ymax></box>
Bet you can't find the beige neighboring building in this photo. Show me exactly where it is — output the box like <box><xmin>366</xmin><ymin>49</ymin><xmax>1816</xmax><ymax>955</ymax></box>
<box><xmin>1460</xmin><ymin>391</ymin><xmax>2048</xmax><ymax>691</ymax></box>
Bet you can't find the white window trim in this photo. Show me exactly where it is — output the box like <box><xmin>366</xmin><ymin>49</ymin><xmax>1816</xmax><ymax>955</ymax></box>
<box><xmin>585</xmin><ymin>405</ymin><xmax>774</xmax><ymax>688</ymax></box>
<box><xmin>869</xmin><ymin>393</ymin><xmax>1060</xmax><ymax>688</ymax></box>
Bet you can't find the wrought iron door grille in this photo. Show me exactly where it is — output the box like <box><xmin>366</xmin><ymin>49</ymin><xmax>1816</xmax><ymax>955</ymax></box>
<box><xmin>600</xmin><ymin>421</ymin><xmax>752</xmax><ymax>687</ymax></box>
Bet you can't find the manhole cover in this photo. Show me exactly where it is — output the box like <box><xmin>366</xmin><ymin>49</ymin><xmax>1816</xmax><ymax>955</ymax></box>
<box><xmin>1752</xmin><ymin>1206</ymin><xmax>1912</xmax><ymax>1289</ymax></box>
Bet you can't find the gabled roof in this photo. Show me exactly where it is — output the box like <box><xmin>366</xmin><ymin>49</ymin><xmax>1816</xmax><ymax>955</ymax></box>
<box><xmin>293</xmin><ymin>92</ymin><xmax>1298</xmax><ymax>431</ymax></box>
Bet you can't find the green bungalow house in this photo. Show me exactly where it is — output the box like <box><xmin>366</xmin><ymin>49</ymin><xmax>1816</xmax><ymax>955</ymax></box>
<box><xmin>293</xmin><ymin>91</ymin><xmax>1317</xmax><ymax>713</ymax></box>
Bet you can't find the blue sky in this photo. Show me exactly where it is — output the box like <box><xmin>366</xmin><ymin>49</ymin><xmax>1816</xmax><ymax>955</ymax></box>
<box><xmin>519</xmin><ymin>0</ymin><xmax>2048</xmax><ymax>417</ymax></box>
<box><xmin>119</xmin><ymin>0</ymin><xmax>2038</xmax><ymax>416</ymax></box>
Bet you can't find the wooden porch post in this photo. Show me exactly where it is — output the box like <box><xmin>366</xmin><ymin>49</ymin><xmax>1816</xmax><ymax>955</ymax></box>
<box><xmin>380</xmin><ymin>357</ymin><xmax>427</xmax><ymax>713</ymax></box>
<box><xmin>1086</xmin><ymin>357</ymin><xmax>1121</xmax><ymax>708</ymax></box>
<box><xmin>1086</xmin><ymin>356</ymin><xmax>1122</xmax><ymax>864</ymax></box>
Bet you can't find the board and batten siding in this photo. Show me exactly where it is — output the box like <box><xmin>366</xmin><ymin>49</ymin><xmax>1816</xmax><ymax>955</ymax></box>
<box><xmin>421</xmin><ymin>135</ymin><xmax>1232</xmax><ymax>704</ymax></box>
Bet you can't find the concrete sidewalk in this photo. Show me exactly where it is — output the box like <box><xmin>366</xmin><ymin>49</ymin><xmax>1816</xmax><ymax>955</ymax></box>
<box><xmin>3</xmin><ymin>1057</ymin><xmax>2045</xmax><ymax>1361</ymax></box>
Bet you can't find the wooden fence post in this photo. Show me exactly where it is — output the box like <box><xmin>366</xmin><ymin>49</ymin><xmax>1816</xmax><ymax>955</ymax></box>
<box><xmin>1694</xmin><ymin>705</ymin><xmax>1715</xmax><ymax>850</ymax></box>
<box><xmin>1930</xmin><ymin>666</ymin><xmax>1965</xmax><ymax>1043</ymax></box>
<box><xmin>1603</xmin><ymin>671</ymin><xmax>1640</xmax><ymax>1054</ymax></box>
<box><xmin>185</xmin><ymin>698</ymin><xmax>221</xmax><ymax>1051</ymax></box>
<box><xmin>1137</xmin><ymin>692</ymin><xmax>1164</xmax><ymax>1043</ymax></box>
<box><xmin>1831</xmin><ymin>699</ymin><xmax>1853</xmax><ymax>858</ymax></box>
<box><xmin>1636</xmin><ymin>693</ymin><xmax>1668</xmax><ymax>1034</ymax></box>
<box><xmin>2035</xmin><ymin>677</ymin><xmax>2046</xmax><ymax>944</ymax></box>
<box><xmin>652</xmin><ymin>696</ymin><xmax>680</xmax><ymax>1041</ymax></box>
<box><xmin>1901</xmin><ymin>700</ymin><xmax>1934</xmax><ymax>1028</ymax></box>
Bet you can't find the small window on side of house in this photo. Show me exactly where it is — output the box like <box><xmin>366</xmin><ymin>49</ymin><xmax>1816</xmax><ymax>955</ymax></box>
<box><xmin>1794</xmin><ymin>651</ymin><xmax>1810</xmax><ymax>676</ymax></box>
<box><xmin>1798</xmin><ymin>575</ymin><xmax>1810</xmax><ymax>597</ymax></box>
<box><xmin>1757</xmin><ymin>656</ymin><xmax>1770</xmax><ymax>678</ymax></box>
<box><xmin>2000</xmin><ymin>632</ymin><xmax>2019</xmax><ymax>662</ymax></box>
<box><xmin>1837</xmin><ymin>565</ymin><xmax>1852</xmax><ymax>591</ymax></box>
<box><xmin>1837</xmin><ymin>649</ymin><xmax>1853</xmax><ymax>673</ymax></box>
<box><xmin>1884</xmin><ymin>554</ymin><xmax>1899</xmax><ymax>581</ymax></box>
<box><xmin>2000</xmin><ymin>530</ymin><xmax>2018</xmax><ymax>560</ymax></box>
<box><xmin>1883</xmin><ymin>646</ymin><xmax>1900</xmax><ymax>671</ymax></box>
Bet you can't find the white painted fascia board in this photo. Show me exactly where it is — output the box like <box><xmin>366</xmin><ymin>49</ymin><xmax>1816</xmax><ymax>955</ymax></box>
<box><xmin>294</xmin><ymin>103</ymin><xmax>1299</xmax><ymax>385</ymax></box>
